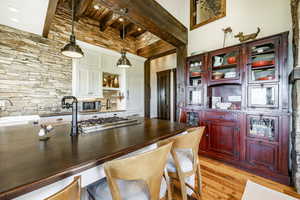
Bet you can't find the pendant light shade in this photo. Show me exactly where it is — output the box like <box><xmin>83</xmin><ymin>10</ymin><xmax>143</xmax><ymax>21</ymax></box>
<box><xmin>61</xmin><ymin>35</ymin><xmax>84</xmax><ymax>58</ymax></box>
<box><xmin>117</xmin><ymin>50</ymin><xmax>131</xmax><ymax>68</ymax></box>
<box><xmin>61</xmin><ymin>0</ymin><xmax>84</xmax><ymax>58</ymax></box>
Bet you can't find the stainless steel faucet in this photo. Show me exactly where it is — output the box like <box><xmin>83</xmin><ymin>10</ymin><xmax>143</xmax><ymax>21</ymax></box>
<box><xmin>62</xmin><ymin>96</ymin><xmax>78</xmax><ymax>136</ymax></box>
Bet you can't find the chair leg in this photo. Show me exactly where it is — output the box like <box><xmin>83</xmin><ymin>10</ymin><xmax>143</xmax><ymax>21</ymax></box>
<box><xmin>197</xmin><ymin>164</ymin><xmax>202</xmax><ymax>195</ymax></box>
<box><xmin>178</xmin><ymin>175</ymin><xmax>188</xmax><ymax>200</ymax></box>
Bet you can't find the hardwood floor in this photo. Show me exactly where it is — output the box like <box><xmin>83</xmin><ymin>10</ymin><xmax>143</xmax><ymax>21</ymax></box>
<box><xmin>172</xmin><ymin>157</ymin><xmax>300</xmax><ymax>200</ymax></box>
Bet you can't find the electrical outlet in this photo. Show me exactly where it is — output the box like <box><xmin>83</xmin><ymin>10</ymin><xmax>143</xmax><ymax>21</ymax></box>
<box><xmin>0</xmin><ymin>100</ymin><xmax>5</xmax><ymax>107</ymax></box>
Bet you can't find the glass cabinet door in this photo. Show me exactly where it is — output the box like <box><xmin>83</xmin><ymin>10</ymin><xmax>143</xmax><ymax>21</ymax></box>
<box><xmin>186</xmin><ymin>111</ymin><xmax>200</xmax><ymax>126</ymax></box>
<box><xmin>210</xmin><ymin>48</ymin><xmax>240</xmax><ymax>82</ymax></box>
<box><xmin>248</xmin><ymin>39</ymin><xmax>279</xmax><ymax>83</ymax></box>
<box><xmin>247</xmin><ymin>115</ymin><xmax>278</xmax><ymax>141</ymax></box>
<box><xmin>187</xmin><ymin>55</ymin><xmax>204</xmax><ymax>106</ymax></box>
<box><xmin>248</xmin><ymin>84</ymin><xmax>278</xmax><ymax>108</ymax></box>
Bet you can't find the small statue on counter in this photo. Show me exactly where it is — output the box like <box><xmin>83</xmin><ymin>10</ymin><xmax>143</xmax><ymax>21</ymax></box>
<box><xmin>38</xmin><ymin>124</ymin><xmax>54</xmax><ymax>141</ymax></box>
<box><xmin>235</xmin><ymin>27</ymin><xmax>261</xmax><ymax>42</ymax></box>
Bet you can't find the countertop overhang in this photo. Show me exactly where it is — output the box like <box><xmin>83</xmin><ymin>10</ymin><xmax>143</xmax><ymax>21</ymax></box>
<box><xmin>0</xmin><ymin>118</ymin><xmax>187</xmax><ymax>199</ymax></box>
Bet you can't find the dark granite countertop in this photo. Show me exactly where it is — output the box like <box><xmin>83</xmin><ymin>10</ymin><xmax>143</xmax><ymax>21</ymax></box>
<box><xmin>0</xmin><ymin>119</ymin><xmax>187</xmax><ymax>199</ymax></box>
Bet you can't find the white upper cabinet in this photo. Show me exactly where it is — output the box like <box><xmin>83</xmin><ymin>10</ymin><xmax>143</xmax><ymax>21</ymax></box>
<box><xmin>74</xmin><ymin>48</ymin><xmax>102</xmax><ymax>98</ymax></box>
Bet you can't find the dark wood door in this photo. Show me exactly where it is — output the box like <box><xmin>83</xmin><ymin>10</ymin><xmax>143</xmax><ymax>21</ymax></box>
<box><xmin>246</xmin><ymin>139</ymin><xmax>278</xmax><ymax>172</ymax></box>
<box><xmin>157</xmin><ymin>70</ymin><xmax>171</xmax><ymax>120</ymax></box>
<box><xmin>206</xmin><ymin>120</ymin><xmax>239</xmax><ymax>160</ymax></box>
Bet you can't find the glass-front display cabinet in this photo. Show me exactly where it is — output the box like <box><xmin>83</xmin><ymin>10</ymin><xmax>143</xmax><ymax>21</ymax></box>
<box><xmin>248</xmin><ymin>84</ymin><xmax>278</xmax><ymax>108</ymax></box>
<box><xmin>186</xmin><ymin>55</ymin><xmax>204</xmax><ymax>106</ymax></box>
<box><xmin>247</xmin><ymin>38</ymin><xmax>280</xmax><ymax>83</ymax></box>
<box><xmin>186</xmin><ymin>111</ymin><xmax>200</xmax><ymax>126</ymax></box>
<box><xmin>208</xmin><ymin>47</ymin><xmax>241</xmax><ymax>84</ymax></box>
<box><xmin>247</xmin><ymin>115</ymin><xmax>278</xmax><ymax>141</ymax></box>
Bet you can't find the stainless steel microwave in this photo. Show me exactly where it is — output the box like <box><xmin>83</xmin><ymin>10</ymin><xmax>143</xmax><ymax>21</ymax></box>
<box><xmin>79</xmin><ymin>101</ymin><xmax>101</xmax><ymax>112</ymax></box>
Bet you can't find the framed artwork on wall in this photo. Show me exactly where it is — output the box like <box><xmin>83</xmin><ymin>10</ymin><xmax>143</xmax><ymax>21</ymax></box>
<box><xmin>190</xmin><ymin>0</ymin><xmax>226</xmax><ymax>30</ymax></box>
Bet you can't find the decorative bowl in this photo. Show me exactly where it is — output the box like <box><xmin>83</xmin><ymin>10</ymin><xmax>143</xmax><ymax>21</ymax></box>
<box><xmin>252</xmin><ymin>60</ymin><xmax>275</xmax><ymax>67</ymax></box>
<box><xmin>227</xmin><ymin>57</ymin><xmax>237</xmax><ymax>64</ymax></box>
<box><xmin>212</xmin><ymin>72</ymin><xmax>224</xmax><ymax>80</ymax></box>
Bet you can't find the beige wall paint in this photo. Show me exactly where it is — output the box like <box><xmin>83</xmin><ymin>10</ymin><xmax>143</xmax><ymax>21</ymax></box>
<box><xmin>150</xmin><ymin>53</ymin><xmax>177</xmax><ymax>120</ymax></box>
<box><xmin>155</xmin><ymin>0</ymin><xmax>188</xmax><ymax>26</ymax></box>
<box><xmin>188</xmin><ymin>0</ymin><xmax>292</xmax><ymax>55</ymax></box>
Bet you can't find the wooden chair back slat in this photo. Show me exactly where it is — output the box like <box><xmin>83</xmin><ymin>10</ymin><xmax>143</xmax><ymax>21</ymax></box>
<box><xmin>104</xmin><ymin>143</ymin><xmax>173</xmax><ymax>200</ymax></box>
<box><xmin>45</xmin><ymin>176</ymin><xmax>81</xmax><ymax>200</ymax></box>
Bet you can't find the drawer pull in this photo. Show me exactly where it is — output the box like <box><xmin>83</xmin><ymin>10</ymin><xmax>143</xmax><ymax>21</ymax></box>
<box><xmin>56</xmin><ymin>118</ymin><xmax>63</xmax><ymax>121</ymax></box>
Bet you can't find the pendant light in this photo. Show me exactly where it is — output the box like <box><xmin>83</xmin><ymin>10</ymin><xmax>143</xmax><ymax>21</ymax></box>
<box><xmin>116</xmin><ymin>19</ymin><xmax>131</xmax><ymax>68</ymax></box>
<box><xmin>61</xmin><ymin>0</ymin><xmax>84</xmax><ymax>58</ymax></box>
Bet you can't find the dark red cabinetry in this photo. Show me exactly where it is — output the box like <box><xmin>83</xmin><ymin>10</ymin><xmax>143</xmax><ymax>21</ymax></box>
<box><xmin>181</xmin><ymin>32</ymin><xmax>290</xmax><ymax>185</ymax></box>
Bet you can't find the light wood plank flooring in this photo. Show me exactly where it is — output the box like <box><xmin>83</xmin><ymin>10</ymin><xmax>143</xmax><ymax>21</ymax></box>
<box><xmin>173</xmin><ymin>157</ymin><xmax>300</xmax><ymax>200</ymax></box>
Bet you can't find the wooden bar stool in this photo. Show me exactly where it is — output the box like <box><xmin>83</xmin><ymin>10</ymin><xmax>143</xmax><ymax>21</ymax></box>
<box><xmin>160</xmin><ymin>127</ymin><xmax>205</xmax><ymax>200</ymax></box>
<box><xmin>45</xmin><ymin>176</ymin><xmax>81</xmax><ymax>200</ymax></box>
<box><xmin>87</xmin><ymin>143</ymin><xmax>173</xmax><ymax>200</ymax></box>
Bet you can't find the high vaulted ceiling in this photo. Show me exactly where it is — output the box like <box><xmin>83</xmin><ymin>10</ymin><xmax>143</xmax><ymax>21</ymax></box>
<box><xmin>43</xmin><ymin>0</ymin><xmax>176</xmax><ymax>58</ymax></box>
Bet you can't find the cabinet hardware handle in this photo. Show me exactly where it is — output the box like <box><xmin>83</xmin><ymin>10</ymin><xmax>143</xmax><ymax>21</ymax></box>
<box><xmin>56</xmin><ymin>118</ymin><xmax>63</xmax><ymax>121</ymax></box>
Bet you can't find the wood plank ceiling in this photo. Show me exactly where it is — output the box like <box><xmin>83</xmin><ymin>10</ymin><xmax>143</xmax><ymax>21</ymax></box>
<box><xmin>43</xmin><ymin>0</ymin><xmax>176</xmax><ymax>58</ymax></box>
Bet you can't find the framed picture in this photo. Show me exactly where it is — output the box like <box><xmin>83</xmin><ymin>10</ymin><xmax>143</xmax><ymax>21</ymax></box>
<box><xmin>190</xmin><ymin>0</ymin><xmax>226</xmax><ymax>30</ymax></box>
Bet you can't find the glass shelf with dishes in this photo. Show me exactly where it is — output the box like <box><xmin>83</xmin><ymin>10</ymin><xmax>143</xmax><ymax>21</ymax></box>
<box><xmin>248</xmin><ymin>42</ymin><xmax>278</xmax><ymax>82</ymax></box>
<box><xmin>208</xmin><ymin>84</ymin><xmax>242</xmax><ymax>111</ymax></box>
<box><xmin>247</xmin><ymin>115</ymin><xmax>278</xmax><ymax>141</ymax></box>
<box><xmin>186</xmin><ymin>56</ymin><xmax>204</xmax><ymax>106</ymax></box>
<box><xmin>210</xmin><ymin>50</ymin><xmax>240</xmax><ymax>82</ymax></box>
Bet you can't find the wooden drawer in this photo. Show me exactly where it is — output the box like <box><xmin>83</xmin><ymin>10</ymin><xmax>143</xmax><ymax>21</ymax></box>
<box><xmin>204</xmin><ymin>111</ymin><xmax>239</xmax><ymax>122</ymax></box>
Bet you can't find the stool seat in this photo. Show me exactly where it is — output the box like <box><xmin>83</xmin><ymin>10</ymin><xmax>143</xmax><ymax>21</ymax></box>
<box><xmin>87</xmin><ymin>177</ymin><xmax>167</xmax><ymax>200</ymax></box>
<box><xmin>166</xmin><ymin>149</ymin><xmax>193</xmax><ymax>173</ymax></box>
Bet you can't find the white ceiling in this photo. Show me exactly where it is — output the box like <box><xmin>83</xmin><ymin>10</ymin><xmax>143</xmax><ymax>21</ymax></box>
<box><xmin>0</xmin><ymin>0</ymin><xmax>49</xmax><ymax>35</ymax></box>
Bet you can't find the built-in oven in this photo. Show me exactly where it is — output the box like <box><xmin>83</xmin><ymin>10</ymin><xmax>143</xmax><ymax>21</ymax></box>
<box><xmin>79</xmin><ymin>100</ymin><xmax>101</xmax><ymax>112</ymax></box>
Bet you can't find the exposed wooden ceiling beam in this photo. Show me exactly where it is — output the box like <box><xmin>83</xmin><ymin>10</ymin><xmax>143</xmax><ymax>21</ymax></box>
<box><xmin>137</xmin><ymin>40</ymin><xmax>176</xmax><ymax>58</ymax></box>
<box><xmin>75</xmin><ymin>0</ymin><xmax>93</xmax><ymax>19</ymax></box>
<box><xmin>42</xmin><ymin>0</ymin><xmax>59</xmax><ymax>38</ymax></box>
<box><xmin>99</xmin><ymin>11</ymin><xmax>120</xmax><ymax>32</ymax></box>
<box><xmin>96</xmin><ymin>0</ymin><xmax>188</xmax><ymax>47</ymax></box>
<box><xmin>124</xmin><ymin>23</ymin><xmax>137</xmax><ymax>37</ymax></box>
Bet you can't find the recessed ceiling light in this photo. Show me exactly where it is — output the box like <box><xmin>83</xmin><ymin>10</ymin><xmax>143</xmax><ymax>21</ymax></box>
<box><xmin>118</xmin><ymin>18</ymin><xmax>124</xmax><ymax>22</ymax></box>
<box><xmin>10</xmin><ymin>18</ymin><xmax>19</xmax><ymax>23</ymax></box>
<box><xmin>93</xmin><ymin>5</ymin><xmax>100</xmax><ymax>10</ymax></box>
<box><xmin>8</xmin><ymin>6</ymin><xmax>19</xmax><ymax>13</ymax></box>
<box><xmin>137</xmin><ymin>27</ymin><xmax>142</xmax><ymax>31</ymax></box>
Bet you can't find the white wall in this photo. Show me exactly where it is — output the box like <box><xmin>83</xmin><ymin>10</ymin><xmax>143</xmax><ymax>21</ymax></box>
<box><xmin>150</xmin><ymin>53</ymin><xmax>177</xmax><ymax>119</ymax></box>
<box><xmin>155</xmin><ymin>0</ymin><xmax>188</xmax><ymax>26</ymax></box>
<box><xmin>188</xmin><ymin>0</ymin><xmax>292</xmax><ymax>55</ymax></box>
<box><xmin>0</xmin><ymin>0</ymin><xmax>49</xmax><ymax>35</ymax></box>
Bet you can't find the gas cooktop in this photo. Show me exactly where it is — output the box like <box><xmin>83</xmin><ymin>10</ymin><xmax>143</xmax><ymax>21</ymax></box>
<box><xmin>78</xmin><ymin>116</ymin><xmax>140</xmax><ymax>134</ymax></box>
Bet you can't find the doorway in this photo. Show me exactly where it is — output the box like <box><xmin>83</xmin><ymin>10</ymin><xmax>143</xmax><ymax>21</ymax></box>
<box><xmin>157</xmin><ymin>69</ymin><xmax>176</xmax><ymax>120</ymax></box>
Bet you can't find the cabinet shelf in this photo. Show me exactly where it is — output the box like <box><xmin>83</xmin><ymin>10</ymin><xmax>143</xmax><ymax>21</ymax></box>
<box><xmin>212</xmin><ymin>63</ymin><xmax>237</xmax><ymax>70</ymax></box>
<box><xmin>251</xmin><ymin>65</ymin><xmax>275</xmax><ymax>70</ymax></box>
<box><xmin>251</xmin><ymin>49</ymin><xmax>275</xmax><ymax>56</ymax></box>
<box><xmin>103</xmin><ymin>87</ymin><xmax>121</xmax><ymax>91</ymax></box>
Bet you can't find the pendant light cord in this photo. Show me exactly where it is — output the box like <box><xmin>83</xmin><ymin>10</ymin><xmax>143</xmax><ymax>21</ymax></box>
<box><xmin>71</xmin><ymin>0</ymin><xmax>75</xmax><ymax>35</ymax></box>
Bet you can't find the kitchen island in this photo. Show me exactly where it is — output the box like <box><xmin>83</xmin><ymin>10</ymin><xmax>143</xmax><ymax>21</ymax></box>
<box><xmin>0</xmin><ymin>118</ymin><xmax>188</xmax><ymax>200</ymax></box>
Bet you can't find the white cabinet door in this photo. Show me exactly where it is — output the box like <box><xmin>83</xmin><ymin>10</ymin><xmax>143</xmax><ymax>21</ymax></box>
<box><xmin>78</xmin><ymin>68</ymin><xmax>89</xmax><ymax>97</ymax></box>
<box><xmin>88</xmin><ymin>69</ymin><xmax>101</xmax><ymax>97</ymax></box>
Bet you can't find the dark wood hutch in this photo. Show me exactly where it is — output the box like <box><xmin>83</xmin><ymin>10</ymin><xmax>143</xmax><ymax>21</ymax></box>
<box><xmin>180</xmin><ymin>32</ymin><xmax>290</xmax><ymax>184</ymax></box>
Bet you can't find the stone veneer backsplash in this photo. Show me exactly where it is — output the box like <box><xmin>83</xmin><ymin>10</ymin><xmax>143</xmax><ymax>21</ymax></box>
<box><xmin>0</xmin><ymin>25</ymin><xmax>72</xmax><ymax>117</ymax></box>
